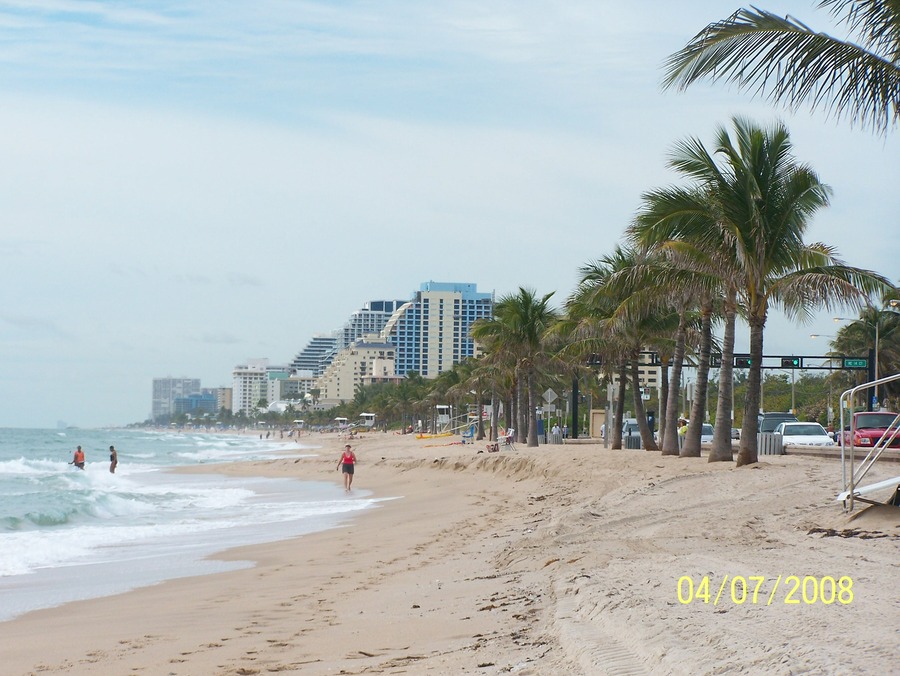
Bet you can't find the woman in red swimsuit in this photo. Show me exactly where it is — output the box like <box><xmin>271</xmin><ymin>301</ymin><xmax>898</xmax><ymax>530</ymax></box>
<box><xmin>336</xmin><ymin>444</ymin><xmax>357</xmax><ymax>491</ymax></box>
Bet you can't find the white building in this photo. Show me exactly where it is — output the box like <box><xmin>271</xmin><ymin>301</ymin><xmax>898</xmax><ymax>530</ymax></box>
<box><xmin>232</xmin><ymin>360</ymin><xmax>268</xmax><ymax>416</ymax></box>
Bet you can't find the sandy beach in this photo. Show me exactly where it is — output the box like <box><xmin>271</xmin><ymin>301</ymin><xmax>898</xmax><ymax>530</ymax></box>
<box><xmin>3</xmin><ymin>431</ymin><xmax>898</xmax><ymax>675</ymax></box>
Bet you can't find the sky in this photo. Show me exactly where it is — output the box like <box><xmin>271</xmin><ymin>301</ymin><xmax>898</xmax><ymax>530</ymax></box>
<box><xmin>0</xmin><ymin>1</ymin><xmax>897</xmax><ymax>428</ymax></box>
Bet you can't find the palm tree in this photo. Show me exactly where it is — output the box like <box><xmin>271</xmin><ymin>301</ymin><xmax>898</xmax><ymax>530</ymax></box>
<box><xmin>833</xmin><ymin>295</ymin><xmax>900</xmax><ymax>406</ymax></box>
<box><xmin>556</xmin><ymin>279</ymin><xmax>627</xmax><ymax>447</ymax></box>
<box><xmin>665</xmin><ymin>117</ymin><xmax>887</xmax><ymax>465</ymax></box>
<box><xmin>630</xmin><ymin>186</ymin><xmax>739</xmax><ymax>461</ymax></box>
<box><xmin>664</xmin><ymin>1</ymin><xmax>900</xmax><ymax>135</ymax></box>
<box><xmin>565</xmin><ymin>247</ymin><xmax>687</xmax><ymax>452</ymax></box>
<box><xmin>471</xmin><ymin>288</ymin><xmax>559</xmax><ymax>447</ymax></box>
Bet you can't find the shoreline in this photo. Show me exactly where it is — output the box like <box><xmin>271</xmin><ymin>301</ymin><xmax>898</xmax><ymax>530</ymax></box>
<box><xmin>3</xmin><ymin>432</ymin><xmax>898</xmax><ymax>675</ymax></box>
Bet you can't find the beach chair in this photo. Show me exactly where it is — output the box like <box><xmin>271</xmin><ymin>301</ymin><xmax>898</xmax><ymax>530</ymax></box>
<box><xmin>485</xmin><ymin>428</ymin><xmax>516</xmax><ymax>452</ymax></box>
<box><xmin>461</xmin><ymin>425</ymin><xmax>475</xmax><ymax>444</ymax></box>
<box><xmin>500</xmin><ymin>429</ymin><xmax>516</xmax><ymax>451</ymax></box>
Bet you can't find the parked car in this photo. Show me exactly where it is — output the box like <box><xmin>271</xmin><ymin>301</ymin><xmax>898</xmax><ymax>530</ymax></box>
<box><xmin>731</xmin><ymin>428</ymin><xmax>741</xmax><ymax>440</ymax></box>
<box><xmin>700</xmin><ymin>423</ymin><xmax>714</xmax><ymax>443</ymax></box>
<box><xmin>758</xmin><ymin>412</ymin><xmax>799</xmax><ymax>433</ymax></box>
<box><xmin>841</xmin><ymin>411</ymin><xmax>900</xmax><ymax>448</ymax></box>
<box><xmin>773</xmin><ymin>422</ymin><xmax>835</xmax><ymax>447</ymax></box>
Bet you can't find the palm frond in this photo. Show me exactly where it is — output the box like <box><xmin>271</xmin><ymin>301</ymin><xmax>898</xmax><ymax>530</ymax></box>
<box><xmin>664</xmin><ymin>6</ymin><xmax>900</xmax><ymax>134</ymax></box>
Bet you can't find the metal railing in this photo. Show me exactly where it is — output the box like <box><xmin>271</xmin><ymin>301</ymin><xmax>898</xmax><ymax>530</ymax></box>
<box><xmin>838</xmin><ymin>372</ymin><xmax>900</xmax><ymax>511</ymax></box>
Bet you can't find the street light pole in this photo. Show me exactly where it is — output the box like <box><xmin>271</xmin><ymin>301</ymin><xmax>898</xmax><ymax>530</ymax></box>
<box><xmin>875</xmin><ymin>320</ymin><xmax>879</xmax><ymax>403</ymax></box>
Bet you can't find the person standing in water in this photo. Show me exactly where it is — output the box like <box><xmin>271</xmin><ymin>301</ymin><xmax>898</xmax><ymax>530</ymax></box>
<box><xmin>71</xmin><ymin>445</ymin><xmax>85</xmax><ymax>470</ymax></box>
<box><xmin>109</xmin><ymin>445</ymin><xmax>118</xmax><ymax>474</ymax></box>
<box><xmin>336</xmin><ymin>444</ymin><xmax>357</xmax><ymax>491</ymax></box>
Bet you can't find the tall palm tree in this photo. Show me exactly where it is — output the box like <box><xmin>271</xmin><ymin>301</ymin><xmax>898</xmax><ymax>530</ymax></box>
<box><xmin>471</xmin><ymin>288</ymin><xmax>559</xmax><ymax>447</ymax></box>
<box><xmin>664</xmin><ymin>117</ymin><xmax>887</xmax><ymax>465</ymax></box>
<box><xmin>630</xmin><ymin>186</ymin><xmax>740</xmax><ymax>461</ymax></box>
<box><xmin>664</xmin><ymin>1</ymin><xmax>900</xmax><ymax>135</ymax></box>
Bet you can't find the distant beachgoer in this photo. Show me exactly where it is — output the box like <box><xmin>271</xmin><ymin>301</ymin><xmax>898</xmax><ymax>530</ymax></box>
<box><xmin>562</xmin><ymin>424</ymin><xmax>568</xmax><ymax>439</ymax></box>
<box><xmin>109</xmin><ymin>445</ymin><xmax>118</xmax><ymax>474</ymax></box>
<box><xmin>71</xmin><ymin>445</ymin><xmax>85</xmax><ymax>470</ymax></box>
<box><xmin>337</xmin><ymin>444</ymin><xmax>357</xmax><ymax>491</ymax></box>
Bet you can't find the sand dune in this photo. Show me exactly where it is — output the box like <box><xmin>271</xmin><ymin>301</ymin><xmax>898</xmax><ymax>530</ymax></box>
<box><xmin>3</xmin><ymin>432</ymin><xmax>898</xmax><ymax>675</ymax></box>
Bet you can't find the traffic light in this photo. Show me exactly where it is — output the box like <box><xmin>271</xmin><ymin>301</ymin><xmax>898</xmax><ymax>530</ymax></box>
<box><xmin>780</xmin><ymin>356</ymin><xmax>802</xmax><ymax>369</ymax></box>
<box><xmin>734</xmin><ymin>355</ymin><xmax>752</xmax><ymax>368</ymax></box>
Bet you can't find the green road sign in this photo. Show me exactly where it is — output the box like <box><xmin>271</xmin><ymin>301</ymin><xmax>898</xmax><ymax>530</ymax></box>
<box><xmin>842</xmin><ymin>358</ymin><xmax>868</xmax><ymax>369</ymax></box>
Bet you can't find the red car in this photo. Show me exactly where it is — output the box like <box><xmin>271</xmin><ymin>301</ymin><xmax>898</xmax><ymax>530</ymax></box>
<box><xmin>841</xmin><ymin>412</ymin><xmax>900</xmax><ymax>448</ymax></box>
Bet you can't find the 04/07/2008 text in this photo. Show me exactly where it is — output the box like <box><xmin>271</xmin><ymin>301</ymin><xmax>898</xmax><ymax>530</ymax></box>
<box><xmin>676</xmin><ymin>575</ymin><xmax>853</xmax><ymax>606</ymax></box>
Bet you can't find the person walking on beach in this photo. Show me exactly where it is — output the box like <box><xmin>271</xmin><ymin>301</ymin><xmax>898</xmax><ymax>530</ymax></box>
<box><xmin>71</xmin><ymin>445</ymin><xmax>85</xmax><ymax>470</ymax></box>
<box><xmin>109</xmin><ymin>445</ymin><xmax>118</xmax><ymax>474</ymax></box>
<box><xmin>337</xmin><ymin>444</ymin><xmax>357</xmax><ymax>491</ymax></box>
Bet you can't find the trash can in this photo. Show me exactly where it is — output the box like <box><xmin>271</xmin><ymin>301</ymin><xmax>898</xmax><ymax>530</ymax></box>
<box><xmin>758</xmin><ymin>433</ymin><xmax>784</xmax><ymax>455</ymax></box>
<box><xmin>625</xmin><ymin>435</ymin><xmax>642</xmax><ymax>450</ymax></box>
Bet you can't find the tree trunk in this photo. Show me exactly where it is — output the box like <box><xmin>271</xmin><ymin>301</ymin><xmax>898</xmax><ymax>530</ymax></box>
<box><xmin>682</xmin><ymin>302</ymin><xmax>713</xmax><ymax>457</ymax></box>
<box><xmin>657</xmin><ymin>357</ymin><xmax>670</xmax><ymax>450</ymax></box>
<box><xmin>737</xmin><ymin>310</ymin><xmax>765</xmax><ymax>466</ymax></box>
<box><xmin>710</xmin><ymin>290</ymin><xmax>737</xmax><ymax>462</ymax></box>
<box><xmin>491</xmin><ymin>392</ymin><xmax>500</xmax><ymax>441</ymax></box>
<box><xmin>662</xmin><ymin>313</ymin><xmax>687</xmax><ymax>455</ymax></box>
<box><xmin>476</xmin><ymin>388</ymin><xmax>485</xmax><ymax>441</ymax></box>
<box><xmin>527</xmin><ymin>368</ymin><xmax>539</xmax><ymax>447</ymax></box>
<box><xmin>516</xmin><ymin>371</ymin><xmax>527</xmax><ymax>444</ymax></box>
<box><xmin>610</xmin><ymin>362</ymin><xmax>627</xmax><ymax>449</ymax></box>
<box><xmin>631</xmin><ymin>354</ymin><xmax>658</xmax><ymax>450</ymax></box>
<box><xmin>508</xmin><ymin>380</ymin><xmax>517</xmax><ymax>439</ymax></box>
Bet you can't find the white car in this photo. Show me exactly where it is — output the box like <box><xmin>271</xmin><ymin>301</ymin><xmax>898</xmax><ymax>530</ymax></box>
<box><xmin>700</xmin><ymin>423</ymin><xmax>714</xmax><ymax>443</ymax></box>
<box><xmin>773</xmin><ymin>422</ymin><xmax>835</xmax><ymax>447</ymax></box>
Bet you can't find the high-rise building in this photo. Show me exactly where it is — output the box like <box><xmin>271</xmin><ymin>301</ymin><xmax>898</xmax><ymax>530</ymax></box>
<box><xmin>152</xmin><ymin>377</ymin><xmax>201</xmax><ymax>421</ymax></box>
<box><xmin>291</xmin><ymin>300</ymin><xmax>409</xmax><ymax>378</ymax></box>
<box><xmin>340</xmin><ymin>299</ymin><xmax>408</xmax><ymax>349</ymax></box>
<box><xmin>383</xmin><ymin>282</ymin><xmax>493</xmax><ymax>378</ymax></box>
<box><xmin>173</xmin><ymin>392</ymin><xmax>218</xmax><ymax>416</ymax></box>
<box><xmin>232</xmin><ymin>360</ymin><xmax>294</xmax><ymax>415</ymax></box>
<box><xmin>301</xmin><ymin>283</ymin><xmax>493</xmax><ymax>406</ymax></box>
<box><xmin>290</xmin><ymin>334</ymin><xmax>339</xmax><ymax>378</ymax></box>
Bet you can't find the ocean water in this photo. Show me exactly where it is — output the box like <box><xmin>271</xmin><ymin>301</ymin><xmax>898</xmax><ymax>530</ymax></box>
<box><xmin>0</xmin><ymin>428</ymin><xmax>380</xmax><ymax>622</ymax></box>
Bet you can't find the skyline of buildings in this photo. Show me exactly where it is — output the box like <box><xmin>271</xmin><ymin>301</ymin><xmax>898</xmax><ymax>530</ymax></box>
<box><xmin>150</xmin><ymin>281</ymin><xmax>495</xmax><ymax>420</ymax></box>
